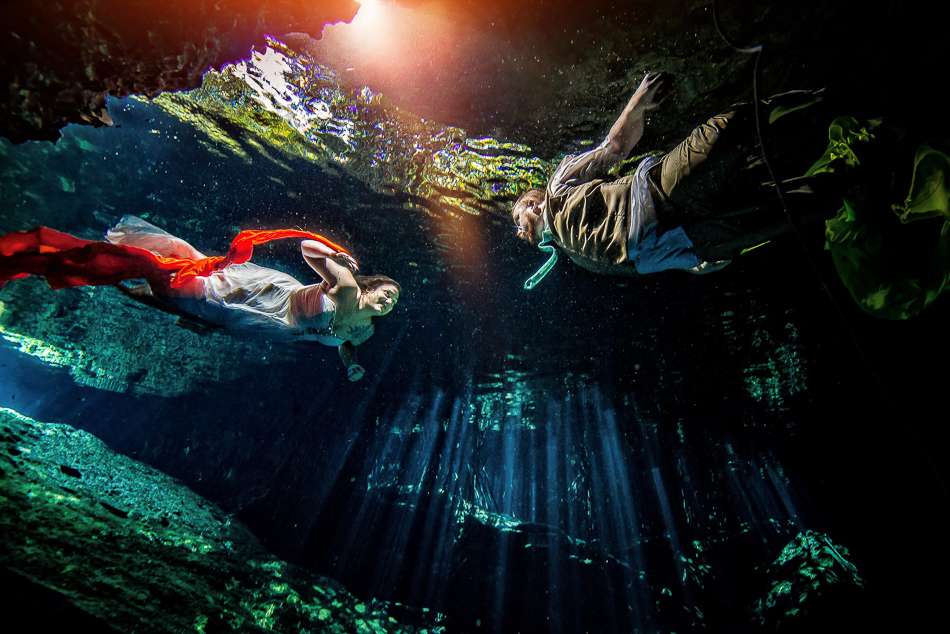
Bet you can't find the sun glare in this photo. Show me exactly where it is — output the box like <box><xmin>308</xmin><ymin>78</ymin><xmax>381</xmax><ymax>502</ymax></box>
<box><xmin>311</xmin><ymin>0</ymin><xmax>470</xmax><ymax>121</ymax></box>
<box><xmin>353</xmin><ymin>0</ymin><xmax>386</xmax><ymax>34</ymax></box>
<box><xmin>357</xmin><ymin>0</ymin><xmax>380</xmax><ymax>13</ymax></box>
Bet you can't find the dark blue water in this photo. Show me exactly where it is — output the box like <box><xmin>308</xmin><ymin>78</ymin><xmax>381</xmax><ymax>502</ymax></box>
<box><xmin>2</xmin><ymin>7</ymin><xmax>949</xmax><ymax>631</ymax></box>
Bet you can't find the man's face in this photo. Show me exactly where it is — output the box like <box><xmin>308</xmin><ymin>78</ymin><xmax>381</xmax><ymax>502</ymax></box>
<box><xmin>513</xmin><ymin>198</ymin><xmax>543</xmax><ymax>245</ymax></box>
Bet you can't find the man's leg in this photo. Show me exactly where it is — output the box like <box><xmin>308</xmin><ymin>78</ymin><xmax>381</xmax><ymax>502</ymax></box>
<box><xmin>651</xmin><ymin>109</ymin><xmax>742</xmax><ymax>204</ymax></box>
<box><xmin>648</xmin><ymin>90</ymin><xmax>838</xmax><ymax>261</ymax></box>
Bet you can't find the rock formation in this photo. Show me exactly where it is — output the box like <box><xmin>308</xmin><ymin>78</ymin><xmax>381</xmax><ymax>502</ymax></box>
<box><xmin>0</xmin><ymin>407</ymin><xmax>436</xmax><ymax>632</ymax></box>
<box><xmin>1</xmin><ymin>0</ymin><xmax>358</xmax><ymax>143</ymax></box>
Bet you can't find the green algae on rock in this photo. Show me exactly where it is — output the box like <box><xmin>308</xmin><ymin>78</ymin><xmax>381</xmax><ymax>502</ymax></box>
<box><xmin>753</xmin><ymin>530</ymin><xmax>864</xmax><ymax>628</ymax></box>
<box><xmin>0</xmin><ymin>407</ymin><xmax>440</xmax><ymax>633</ymax></box>
<box><xmin>153</xmin><ymin>38</ymin><xmax>556</xmax><ymax>221</ymax></box>
<box><xmin>0</xmin><ymin>277</ymin><xmax>278</xmax><ymax>397</ymax></box>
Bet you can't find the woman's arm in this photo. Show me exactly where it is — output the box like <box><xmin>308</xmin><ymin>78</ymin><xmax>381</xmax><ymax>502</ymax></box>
<box><xmin>338</xmin><ymin>341</ymin><xmax>365</xmax><ymax>382</ymax></box>
<box><xmin>301</xmin><ymin>240</ymin><xmax>358</xmax><ymax>290</ymax></box>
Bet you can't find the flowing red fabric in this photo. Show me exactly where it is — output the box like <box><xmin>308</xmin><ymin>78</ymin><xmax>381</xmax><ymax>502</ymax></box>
<box><xmin>0</xmin><ymin>226</ymin><xmax>352</xmax><ymax>291</ymax></box>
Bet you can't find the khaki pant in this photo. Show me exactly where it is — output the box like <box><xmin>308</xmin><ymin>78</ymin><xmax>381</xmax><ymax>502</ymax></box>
<box><xmin>648</xmin><ymin>90</ymin><xmax>838</xmax><ymax>261</ymax></box>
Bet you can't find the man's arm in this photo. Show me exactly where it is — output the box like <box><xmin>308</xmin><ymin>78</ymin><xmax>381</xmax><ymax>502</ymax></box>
<box><xmin>547</xmin><ymin>72</ymin><xmax>674</xmax><ymax>197</ymax></box>
<box><xmin>607</xmin><ymin>72</ymin><xmax>674</xmax><ymax>156</ymax></box>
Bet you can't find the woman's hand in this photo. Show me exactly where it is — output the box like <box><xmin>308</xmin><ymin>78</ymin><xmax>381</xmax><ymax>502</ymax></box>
<box><xmin>333</xmin><ymin>252</ymin><xmax>359</xmax><ymax>272</ymax></box>
<box><xmin>346</xmin><ymin>364</ymin><xmax>366</xmax><ymax>382</ymax></box>
<box><xmin>302</xmin><ymin>241</ymin><xmax>359</xmax><ymax>289</ymax></box>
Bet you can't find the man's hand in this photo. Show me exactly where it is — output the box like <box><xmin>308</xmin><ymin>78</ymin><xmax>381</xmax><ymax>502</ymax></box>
<box><xmin>632</xmin><ymin>72</ymin><xmax>675</xmax><ymax>111</ymax></box>
<box><xmin>608</xmin><ymin>71</ymin><xmax>675</xmax><ymax>156</ymax></box>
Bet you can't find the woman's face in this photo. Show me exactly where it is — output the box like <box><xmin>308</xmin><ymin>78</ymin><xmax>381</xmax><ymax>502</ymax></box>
<box><xmin>366</xmin><ymin>284</ymin><xmax>400</xmax><ymax>315</ymax></box>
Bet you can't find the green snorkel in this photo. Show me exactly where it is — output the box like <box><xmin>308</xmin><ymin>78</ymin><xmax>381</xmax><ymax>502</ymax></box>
<box><xmin>524</xmin><ymin>229</ymin><xmax>558</xmax><ymax>290</ymax></box>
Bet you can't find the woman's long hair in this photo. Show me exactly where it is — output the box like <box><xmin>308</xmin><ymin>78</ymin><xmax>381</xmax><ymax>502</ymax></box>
<box><xmin>355</xmin><ymin>274</ymin><xmax>401</xmax><ymax>296</ymax></box>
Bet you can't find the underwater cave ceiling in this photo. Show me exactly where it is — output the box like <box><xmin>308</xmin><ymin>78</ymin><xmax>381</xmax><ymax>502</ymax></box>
<box><xmin>0</xmin><ymin>0</ymin><xmax>705</xmax><ymax>147</ymax></box>
<box><xmin>4</xmin><ymin>0</ymin><xmax>920</xmax><ymax>150</ymax></box>
<box><xmin>0</xmin><ymin>0</ymin><xmax>360</xmax><ymax>144</ymax></box>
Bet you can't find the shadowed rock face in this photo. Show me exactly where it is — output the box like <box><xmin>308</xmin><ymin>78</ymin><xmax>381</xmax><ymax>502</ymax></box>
<box><xmin>0</xmin><ymin>408</ymin><xmax>438</xmax><ymax>633</ymax></box>
<box><xmin>1</xmin><ymin>0</ymin><xmax>358</xmax><ymax>143</ymax></box>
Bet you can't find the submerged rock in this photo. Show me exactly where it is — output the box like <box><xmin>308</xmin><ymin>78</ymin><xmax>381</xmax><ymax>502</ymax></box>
<box><xmin>0</xmin><ymin>277</ymin><xmax>278</xmax><ymax>397</ymax></box>
<box><xmin>0</xmin><ymin>407</ymin><xmax>440</xmax><ymax>633</ymax></box>
<box><xmin>152</xmin><ymin>38</ymin><xmax>555</xmax><ymax>220</ymax></box>
<box><xmin>0</xmin><ymin>0</ymin><xmax>359</xmax><ymax>143</ymax></box>
<box><xmin>753</xmin><ymin>530</ymin><xmax>865</xmax><ymax>630</ymax></box>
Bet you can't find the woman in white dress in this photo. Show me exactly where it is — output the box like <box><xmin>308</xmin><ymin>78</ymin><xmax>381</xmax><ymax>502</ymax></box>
<box><xmin>107</xmin><ymin>216</ymin><xmax>400</xmax><ymax>382</ymax></box>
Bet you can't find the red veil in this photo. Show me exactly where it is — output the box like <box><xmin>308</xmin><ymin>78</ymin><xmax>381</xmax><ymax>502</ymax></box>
<box><xmin>0</xmin><ymin>226</ymin><xmax>353</xmax><ymax>291</ymax></box>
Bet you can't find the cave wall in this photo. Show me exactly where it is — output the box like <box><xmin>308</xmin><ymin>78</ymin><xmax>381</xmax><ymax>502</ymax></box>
<box><xmin>1</xmin><ymin>0</ymin><xmax>358</xmax><ymax>143</ymax></box>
